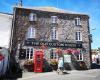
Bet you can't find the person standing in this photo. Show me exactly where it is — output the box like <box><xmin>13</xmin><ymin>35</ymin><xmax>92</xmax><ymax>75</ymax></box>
<box><xmin>57</xmin><ymin>57</ymin><xmax>64</xmax><ymax>74</ymax></box>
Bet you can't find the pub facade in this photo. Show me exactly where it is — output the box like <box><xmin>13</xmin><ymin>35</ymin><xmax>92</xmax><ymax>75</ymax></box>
<box><xmin>9</xmin><ymin>6</ymin><xmax>91</xmax><ymax>69</ymax></box>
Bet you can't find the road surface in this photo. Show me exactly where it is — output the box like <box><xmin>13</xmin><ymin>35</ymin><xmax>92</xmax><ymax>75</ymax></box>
<box><xmin>17</xmin><ymin>69</ymin><xmax>100</xmax><ymax>80</ymax></box>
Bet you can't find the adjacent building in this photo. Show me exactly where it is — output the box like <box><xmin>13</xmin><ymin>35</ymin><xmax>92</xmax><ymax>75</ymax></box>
<box><xmin>9</xmin><ymin>6</ymin><xmax>92</xmax><ymax>69</ymax></box>
<box><xmin>0</xmin><ymin>12</ymin><xmax>12</xmax><ymax>48</ymax></box>
<box><xmin>91</xmin><ymin>49</ymin><xmax>100</xmax><ymax>64</ymax></box>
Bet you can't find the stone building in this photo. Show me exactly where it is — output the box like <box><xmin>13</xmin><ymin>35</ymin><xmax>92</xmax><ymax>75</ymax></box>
<box><xmin>9</xmin><ymin>6</ymin><xmax>92</xmax><ymax>69</ymax></box>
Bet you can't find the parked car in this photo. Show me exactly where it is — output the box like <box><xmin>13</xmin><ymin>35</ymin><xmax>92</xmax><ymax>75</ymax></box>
<box><xmin>0</xmin><ymin>47</ymin><xmax>10</xmax><ymax>77</ymax></box>
<box><xmin>91</xmin><ymin>63</ymin><xmax>100</xmax><ymax>69</ymax></box>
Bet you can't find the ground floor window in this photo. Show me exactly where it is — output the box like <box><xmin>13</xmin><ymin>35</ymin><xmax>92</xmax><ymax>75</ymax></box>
<box><xmin>19</xmin><ymin>49</ymin><xmax>26</xmax><ymax>59</ymax></box>
<box><xmin>63</xmin><ymin>49</ymin><xmax>84</xmax><ymax>61</ymax></box>
<box><xmin>50</xmin><ymin>49</ymin><xmax>58</xmax><ymax>59</ymax></box>
<box><xmin>26</xmin><ymin>47</ymin><xmax>34</xmax><ymax>59</ymax></box>
<box><xmin>75</xmin><ymin>50</ymin><xmax>83</xmax><ymax>61</ymax></box>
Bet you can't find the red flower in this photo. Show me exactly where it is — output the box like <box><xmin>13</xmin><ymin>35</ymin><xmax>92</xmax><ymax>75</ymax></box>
<box><xmin>64</xmin><ymin>49</ymin><xmax>72</xmax><ymax>54</ymax></box>
<box><xmin>0</xmin><ymin>54</ymin><xmax>4</xmax><ymax>61</ymax></box>
<box><xmin>72</xmin><ymin>50</ymin><xmax>80</xmax><ymax>54</ymax></box>
<box><xmin>64</xmin><ymin>49</ymin><xmax>80</xmax><ymax>55</ymax></box>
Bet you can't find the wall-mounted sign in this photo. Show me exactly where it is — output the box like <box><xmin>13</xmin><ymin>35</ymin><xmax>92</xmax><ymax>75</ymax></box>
<box><xmin>24</xmin><ymin>40</ymin><xmax>82</xmax><ymax>48</ymax></box>
<box><xmin>64</xmin><ymin>55</ymin><xmax>71</xmax><ymax>63</ymax></box>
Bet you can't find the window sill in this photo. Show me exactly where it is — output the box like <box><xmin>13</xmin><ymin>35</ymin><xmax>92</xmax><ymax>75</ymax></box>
<box><xmin>77</xmin><ymin>60</ymin><xmax>83</xmax><ymax>61</ymax></box>
<box><xmin>75</xmin><ymin>25</ymin><xmax>82</xmax><ymax>27</ymax></box>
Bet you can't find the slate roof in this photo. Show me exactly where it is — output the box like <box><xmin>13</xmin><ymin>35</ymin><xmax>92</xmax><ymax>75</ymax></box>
<box><xmin>14</xmin><ymin>6</ymin><xmax>88</xmax><ymax>16</ymax></box>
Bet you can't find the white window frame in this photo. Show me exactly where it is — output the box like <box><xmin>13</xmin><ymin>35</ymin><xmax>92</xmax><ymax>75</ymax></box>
<box><xmin>26</xmin><ymin>26</ymin><xmax>36</xmax><ymax>39</ymax></box>
<box><xmin>51</xmin><ymin>16</ymin><xmax>58</xmax><ymax>23</ymax></box>
<box><xmin>75</xmin><ymin>31</ymin><xmax>82</xmax><ymax>41</ymax></box>
<box><xmin>50</xmin><ymin>27</ymin><xmax>58</xmax><ymax>40</ymax></box>
<box><xmin>76</xmin><ymin>52</ymin><xmax>83</xmax><ymax>61</ymax></box>
<box><xmin>26</xmin><ymin>47</ymin><xmax>34</xmax><ymax>59</ymax></box>
<box><xmin>29</xmin><ymin>13</ymin><xmax>37</xmax><ymax>21</ymax></box>
<box><xmin>75</xmin><ymin>18</ymin><xmax>81</xmax><ymax>26</ymax></box>
<box><xmin>50</xmin><ymin>49</ymin><xmax>58</xmax><ymax>59</ymax></box>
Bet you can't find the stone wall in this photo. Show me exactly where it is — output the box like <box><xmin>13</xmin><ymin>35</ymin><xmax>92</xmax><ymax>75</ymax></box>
<box><xmin>11</xmin><ymin>8</ymin><xmax>91</xmax><ymax>68</ymax></box>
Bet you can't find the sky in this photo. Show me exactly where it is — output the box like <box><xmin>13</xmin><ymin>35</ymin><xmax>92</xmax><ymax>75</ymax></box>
<box><xmin>0</xmin><ymin>0</ymin><xmax>100</xmax><ymax>49</ymax></box>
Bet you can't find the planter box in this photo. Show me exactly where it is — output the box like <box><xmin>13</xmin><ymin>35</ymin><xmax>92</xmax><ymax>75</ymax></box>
<box><xmin>24</xmin><ymin>64</ymin><xmax>34</xmax><ymax>72</ymax></box>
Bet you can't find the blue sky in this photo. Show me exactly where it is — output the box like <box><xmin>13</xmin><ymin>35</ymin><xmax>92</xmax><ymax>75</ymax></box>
<box><xmin>0</xmin><ymin>0</ymin><xmax>100</xmax><ymax>49</ymax></box>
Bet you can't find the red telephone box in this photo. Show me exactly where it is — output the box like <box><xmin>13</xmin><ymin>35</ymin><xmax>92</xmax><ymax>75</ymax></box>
<box><xmin>34</xmin><ymin>50</ymin><xmax>43</xmax><ymax>72</ymax></box>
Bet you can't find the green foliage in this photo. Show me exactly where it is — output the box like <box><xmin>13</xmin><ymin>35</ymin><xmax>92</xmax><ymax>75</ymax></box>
<box><xmin>98</xmin><ymin>47</ymin><xmax>100</xmax><ymax>51</ymax></box>
<box><xmin>24</xmin><ymin>59</ymin><xmax>34</xmax><ymax>72</ymax></box>
<box><xmin>24</xmin><ymin>59</ymin><xmax>33</xmax><ymax>65</ymax></box>
<box><xmin>50</xmin><ymin>59</ymin><xmax>58</xmax><ymax>65</ymax></box>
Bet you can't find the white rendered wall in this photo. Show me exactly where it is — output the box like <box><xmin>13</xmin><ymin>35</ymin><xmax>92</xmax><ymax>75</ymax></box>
<box><xmin>0</xmin><ymin>13</ymin><xmax>12</xmax><ymax>48</ymax></box>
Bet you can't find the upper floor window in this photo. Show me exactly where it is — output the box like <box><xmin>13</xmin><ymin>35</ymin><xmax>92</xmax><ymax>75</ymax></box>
<box><xmin>51</xmin><ymin>16</ymin><xmax>58</xmax><ymax>24</ymax></box>
<box><xmin>75</xmin><ymin>18</ymin><xmax>81</xmax><ymax>26</ymax></box>
<box><xmin>75</xmin><ymin>31</ymin><xmax>82</xmax><ymax>41</ymax></box>
<box><xmin>50</xmin><ymin>27</ymin><xmax>58</xmax><ymax>40</ymax></box>
<box><xmin>26</xmin><ymin>26</ymin><xmax>36</xmax><ymax>39</ymax></box>
<box><xmin>29</xmin><ymin>13</ymin><xmax>37</xmax><ymax>21</ymax></box>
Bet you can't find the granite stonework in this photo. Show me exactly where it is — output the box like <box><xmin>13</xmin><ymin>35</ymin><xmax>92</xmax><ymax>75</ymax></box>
<box><xmin>10</xmin><ymin>7</ymin><xmax>91</xmax><ymax>69</ymax></box>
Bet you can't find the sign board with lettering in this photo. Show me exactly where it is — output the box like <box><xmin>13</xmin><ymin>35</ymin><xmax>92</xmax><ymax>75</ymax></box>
<box><xmin>24</xmin><ymin>40</ymin><xmax>82</xmax><ymax>48</ymax></box>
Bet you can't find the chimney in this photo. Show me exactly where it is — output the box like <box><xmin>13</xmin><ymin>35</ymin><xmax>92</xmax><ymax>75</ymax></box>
<box><xmin>18</xmin><ymin>0</ymin><xmax>22</xmax><ymax>7</ymax></box>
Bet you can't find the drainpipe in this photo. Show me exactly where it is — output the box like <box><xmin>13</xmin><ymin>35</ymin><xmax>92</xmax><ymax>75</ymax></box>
<box><xmin>9</xmin><ymin>7</ymin><xmax>16</xmax><ymax>53</ymax></box>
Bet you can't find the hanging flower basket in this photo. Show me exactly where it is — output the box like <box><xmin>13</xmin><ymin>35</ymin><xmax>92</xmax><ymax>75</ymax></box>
<box><xmin>63</xmin><ymin>49</ymin><xmax>80</xmax><ymax>55</ymax></box>
<box><xmin>56</xmin><ymin>48</ymin><xmax>62</xmax><ymax>57</ymax></box>
<box><xmin>72</xmin><ymin>49</ymin><xmax>80</xmax><ymax>55</ymax></box>
<box><xmin>63</xmin><ymin>49</ymin><xmax>72</xmax><ymax>55</ymax></box>
<box><xmin>56</xmin><ymin>48</ymin><xmax>62</xmax><ymax>54</ymax></box>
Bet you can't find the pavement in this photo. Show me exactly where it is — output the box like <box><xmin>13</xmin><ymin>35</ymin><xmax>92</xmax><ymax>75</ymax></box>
<box><xmin>17</xmin><ymin>69</ymin><xmax>100</xmax><ymax>80</ymax></box>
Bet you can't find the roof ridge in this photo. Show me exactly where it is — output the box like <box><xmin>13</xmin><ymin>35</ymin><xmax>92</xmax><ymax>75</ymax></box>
<box><xmin>0</xmin><ymin>12</ymin><xmax>12</xmax><ymax>15</ymax></box>
<box><xmin>14</xmin><ymin>6</ymin><xmax>88</xmax><ymax>16</ymax></box>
